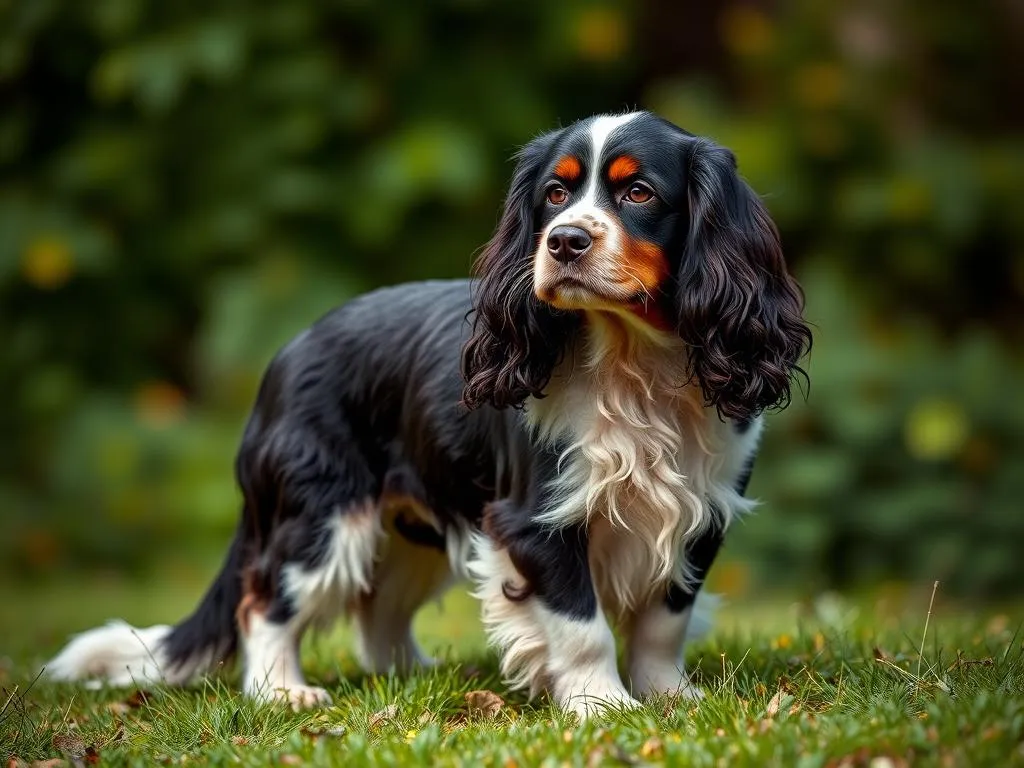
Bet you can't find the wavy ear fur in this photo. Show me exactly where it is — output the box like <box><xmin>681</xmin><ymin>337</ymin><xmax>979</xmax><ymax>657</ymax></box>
<box><xmin>462</xmin><ymin>132</ymin><xmax>579</xmax><ymax>410</ymax></box>
<box><xmin>677</xmin><ymin>138</ymin><xmax>812</xmax><ymax>422</ymax></box>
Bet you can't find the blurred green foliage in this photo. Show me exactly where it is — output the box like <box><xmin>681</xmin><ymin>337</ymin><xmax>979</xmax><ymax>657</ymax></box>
<box><xmin>1</xmin><ymin>1</ymin><xmax>1022</xmax><ymax>597</ymax></box>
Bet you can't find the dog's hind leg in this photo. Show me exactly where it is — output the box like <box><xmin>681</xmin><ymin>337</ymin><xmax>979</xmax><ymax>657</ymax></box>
<box><xmin>235</xmin><ymin>428</ymin><xmax>384</xmax><ymax>709</ymax></box>
<box><xmin>237</xmin><ymin>498</ymin><xmax>383</xmax><ymax>708</ymax></box>
<box><xmin>350</xmin><ymin>498</ymin><xmax>457</xmax><ymax>675</ymax></box>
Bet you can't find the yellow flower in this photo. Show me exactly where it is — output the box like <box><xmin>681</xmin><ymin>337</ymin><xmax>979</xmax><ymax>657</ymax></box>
<box><xmin>905</xmin><ymin>398</ymin><xmax>969</xmax><ymax>461</ymax></box>
<box><xmin>22</xmin><ymin>236</ymin><xmax>74</xmax><ymax>289</ymax></box>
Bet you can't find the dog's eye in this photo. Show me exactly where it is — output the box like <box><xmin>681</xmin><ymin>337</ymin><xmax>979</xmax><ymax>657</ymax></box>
<box><xmin>546</xmin><ymin>186</ymin><xmax>568</xmax><ymax>205</ymax></box>
<box><xmin>624</xmin><ymin>183</ymin><xmax>654</xmax><ymax>204</ymax></box>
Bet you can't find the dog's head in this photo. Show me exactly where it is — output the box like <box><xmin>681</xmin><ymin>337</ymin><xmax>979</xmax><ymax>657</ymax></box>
<box><xmin>462</xmin><ymin>111</ymin><xmax>811</xmax><ymax>421</ymax></box>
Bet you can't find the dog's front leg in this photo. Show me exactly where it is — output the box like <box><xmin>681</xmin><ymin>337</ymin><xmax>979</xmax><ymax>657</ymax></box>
<box><xmin>628</xmin><ymin>524</ymin><xmax>723</xmax><ymax>700</ymax></box>
<box><xmin>471</xmin><ymin>501</ymin><xmax>637</xmax><ymax>719</ymax></box>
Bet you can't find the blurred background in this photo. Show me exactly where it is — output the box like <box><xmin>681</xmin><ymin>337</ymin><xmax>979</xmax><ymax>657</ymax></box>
<box><xmin>2</xmin><ymin>0</ymin><xmax>1023</xmax><ymax>633</ymax></box>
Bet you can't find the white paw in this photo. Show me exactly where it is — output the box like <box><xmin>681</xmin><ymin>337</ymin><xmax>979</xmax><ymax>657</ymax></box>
<box><xmin>268</xmin><ymin>684</ymin><xmax>334</xmax><ymax>711</ymax></box>
<box><xmin>562</xmin><ymin>687</ymin><xmax>642</xmax><ymax>720</ymax></box>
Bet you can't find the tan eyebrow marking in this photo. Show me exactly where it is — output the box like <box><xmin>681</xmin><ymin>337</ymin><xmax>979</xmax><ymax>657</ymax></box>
<box><xmin>553</xmin><ymin>155</ymin><xmax>582</xmax><ymax>181</ymax></box>
<box><xmin>608</xmin><ymin>155</ymin><xmax>640</xmax><ymax>183</ymax></box>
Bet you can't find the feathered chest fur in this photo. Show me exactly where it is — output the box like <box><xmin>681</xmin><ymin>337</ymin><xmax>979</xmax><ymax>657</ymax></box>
<box><xmin>526</xmin><ymin>314</ymin><xmax>758</xmax><ymax>615</ymax></box>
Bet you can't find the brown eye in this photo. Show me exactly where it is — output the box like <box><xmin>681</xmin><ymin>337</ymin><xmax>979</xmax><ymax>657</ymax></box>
<box><xmin>625</xmin><ymin>183</ymin><xmax>653</xmax><ymax>204</ymax></box>
<box><xmin>547</xmin><ymin>186</ymin><xmax>568</xmax><ymax>205</ymax></box>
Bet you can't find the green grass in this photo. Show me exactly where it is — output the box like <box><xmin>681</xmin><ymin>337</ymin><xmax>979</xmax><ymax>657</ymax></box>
<box><xmin>2</xmin><ymin>576</ymin><xmax>1022</xmax><ymax>767</ymax></box>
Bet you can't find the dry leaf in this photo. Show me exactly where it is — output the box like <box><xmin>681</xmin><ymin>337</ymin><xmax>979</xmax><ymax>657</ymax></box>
<box><xmin>51</xmin><ymin>734</ymin><xmax>85</xmax><ymax>756</ymax></box>
<box><xmin>765</xmin><ymin>690</ymin><xmax>786</xmax><ymax>718</ymax></box>
<box><xmin>368</xmin><ymin>703</ymin><xmax>398</xmax><ymax>729</ymax></box>
<box><xmin>465</xmin><ymin>689</ymin><xmax>504</xmax><ymax>718</ymax></box>
<box><xmin>639</xmin><ymin>737</ymin><xmax>663</xmax><ymax>758</ymax></box>
<box><xmin>125</xmin><ymin>690</ymin><xmax>150</xmax><ymax>708</ymax></box>
<box><xmin>300</xmin><ymin>724</ymin><xmax>346</xmax><ymax>739</ymax></box>
<box><xmin>278</xmin><ymin>755</ymin><xmax>303</xmax><ymax>766</ymax></box>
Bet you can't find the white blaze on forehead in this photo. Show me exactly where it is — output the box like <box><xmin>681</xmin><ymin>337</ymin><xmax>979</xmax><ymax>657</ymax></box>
<box><xmin>579</xmin><ymin>112</ymin><xmax>640</xmax><ymax>207</ymax></box>
<box><xmin>550</xmin><ymin>112</ymin><xmax>640</xmax><ymax>232</ymax></box>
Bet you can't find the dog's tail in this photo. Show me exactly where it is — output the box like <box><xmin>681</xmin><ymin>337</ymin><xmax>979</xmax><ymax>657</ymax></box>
<box><xmin>46</xmin><ymin>527</ymin><xmax>246</xmax><ymax>688</ymax></box>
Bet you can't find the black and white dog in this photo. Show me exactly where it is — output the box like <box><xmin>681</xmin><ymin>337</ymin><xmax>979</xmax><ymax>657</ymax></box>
<box><xmin>48</xmin><ymin>111</ymin><xmax>811</xmax><ymax>717</ymax></box>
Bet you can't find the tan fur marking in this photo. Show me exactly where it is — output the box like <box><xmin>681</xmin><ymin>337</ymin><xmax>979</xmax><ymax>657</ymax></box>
<box><xmin>554</xmin><ymin>155</ymin><xmax>582</xmax><ymax>181</ymax></box>
<box><xmin>608</xmin><ymin>155</ymin><xmax>640</xmax><ymax>183</ymax></box>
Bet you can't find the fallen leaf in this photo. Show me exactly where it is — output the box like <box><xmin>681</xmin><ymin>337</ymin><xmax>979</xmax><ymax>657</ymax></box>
<box><xmin>51</xmin><ymin>734</ymin><xmax>85</xmax><ymax>756</ymax></box>
<box><xmin>765</xmin><ymin>690</ymin><xmax>787</xmax><ymax>718</ymax></box>
<box><xmin>126</xmin><ymin>690</ymin><xmax>150</xmax><ymax>708</ymax></box>
<box><xmin>300</xmin><ymin>724</ymin><xmax>346</xmax><ymax>739</ymax></box>
<box><xmin>639</xmin><ymin>737</ymin><xmax>663</xmax><ymax>758</ymax></box>
<box><xmin>368</xmin><ymin>704</ymin><xmax>398</xmax><ymax>729</ymax></box>
<box><xmin>465</xmin><ymin>689</ymin><xmax>505</xmax><ymax>718</ymax></box>
<box><xmin>278</xmin><ymin>755</ymin><xmax>303</xmax><ymax>766</ymax></box>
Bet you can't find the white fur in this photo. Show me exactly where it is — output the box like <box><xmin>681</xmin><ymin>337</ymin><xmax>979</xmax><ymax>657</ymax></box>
<box><xmin>45</xmin><ymin>621</ymin><xmax>178</xmax><ymax>688</ymax></box>
<box><xmin>468</xmin><ymin>533</ymin><xmax>638</xmax><ymax>718</ymax></box>
<box><xmin>242</xmin><ymin>611</ymin><xmax>332</xmax><ymax>709</ymax></box>
<box><xmin>538</xmin><ymin>603</ymin><xmax>638</xmax><ymax>718</ymax></box>
<box><xmin>280</xmin><ymin>500</ymin><xmax>382</xmax><ymax>626</ymax></box>
<box><xmin>240</xmin><ymin>501</ymin><xmax>382</xmax><ymax>707</ymax></box>
<box><xmin>468</xmin><ymin>534</ymin><xmax>549</xmax><ymax>696</ymax></box>
<box><xmin>529</xmin><ymin>315</ymin><xmax>758</xmax><ymax>612</ymax></box>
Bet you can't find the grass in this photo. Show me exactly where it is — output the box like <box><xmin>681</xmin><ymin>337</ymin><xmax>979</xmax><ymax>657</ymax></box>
<box><xmin>2</xmin><ymin>575</ymin><xmax>1023</xmax><ymax>767</ymax></box>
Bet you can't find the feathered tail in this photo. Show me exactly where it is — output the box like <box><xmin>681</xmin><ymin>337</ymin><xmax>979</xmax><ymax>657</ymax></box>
<box><xmin>47</xmin><ymin>529</ymin><xmax>245</xmax><ymax>688</ymax></box>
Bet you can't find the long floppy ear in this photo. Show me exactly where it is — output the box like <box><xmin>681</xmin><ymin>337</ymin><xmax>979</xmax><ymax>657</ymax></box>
<box><xmin>677</xmin><ymin>138</ymin><xmax>812</xmax><ymax>422</ymax></box>
<box><xmin>462</xmin><ymin>132</ymin><xmax>578</xmax><ymax>410</ymax></box>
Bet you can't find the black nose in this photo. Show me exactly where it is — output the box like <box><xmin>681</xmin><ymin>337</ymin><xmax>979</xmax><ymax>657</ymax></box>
<box><xmin>547</xmin><ymin>225</ymin><xmax>592</xmax><ymax>264</ymax></box>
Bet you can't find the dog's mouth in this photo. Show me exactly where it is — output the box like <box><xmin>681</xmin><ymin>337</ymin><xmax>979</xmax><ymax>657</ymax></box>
<box><xmin>536</xmin><ymin>272</ymin><xmax>644</xmax><ymax>310</ymax></box>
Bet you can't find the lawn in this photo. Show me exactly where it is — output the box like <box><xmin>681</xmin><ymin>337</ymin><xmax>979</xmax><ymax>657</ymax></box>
<box><xmin>2</xmin><ymin>574</ymin><xmax>1022</xmax><ymax>767</ymax></box>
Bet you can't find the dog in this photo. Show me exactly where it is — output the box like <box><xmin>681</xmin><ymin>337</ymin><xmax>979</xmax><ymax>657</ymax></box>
<box><xmin>47</xmin><ymin>111</ymin><xmax>811</xmax><ymax>718</ymax></box>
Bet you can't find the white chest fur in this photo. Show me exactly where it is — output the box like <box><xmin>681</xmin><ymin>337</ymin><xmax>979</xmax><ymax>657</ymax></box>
<box><xmin>526</xmin><ymin>314</ymin><xmax>761</xmax><ymax>614</ymax></box>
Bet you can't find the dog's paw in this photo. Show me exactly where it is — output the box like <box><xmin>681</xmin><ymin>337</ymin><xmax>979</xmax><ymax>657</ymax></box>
<box><xmin>630</xmin><ymin>662</ymin><xmax>704</xmax><ymax>701</ymax></box>
<box><xmin>269</xmin><ymin>684</ymin><xmax>334</xmax><ymax>711</ymax></box>
<box><xmin>562</xmin><ymin>686</ymin><xmax>642</xmax><ymax>720</ymax></box>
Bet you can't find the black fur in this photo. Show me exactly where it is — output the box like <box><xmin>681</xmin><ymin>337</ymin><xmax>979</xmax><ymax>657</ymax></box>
<box><xmin>461</xmin><ymin>134</ymin><xmax>581</xmax><ymax>410</ymax></box>
<box><xmin>676</xmin><ymin>138</ymin><xmax>812</xmax><ymax>422</ymax></box>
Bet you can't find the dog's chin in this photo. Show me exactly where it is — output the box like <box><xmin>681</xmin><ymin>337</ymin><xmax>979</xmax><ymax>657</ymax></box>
<box><xmin>535</xmin><ymin>277</ymin><xmax>635</xmax><ymax>312</ymax></box>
